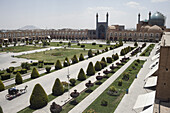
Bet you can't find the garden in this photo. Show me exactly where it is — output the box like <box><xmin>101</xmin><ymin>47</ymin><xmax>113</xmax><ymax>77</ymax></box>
<box><xmin>140</xmin><ymin>44</ymin><xmax>155</xmax><ymax>56</ymax></box>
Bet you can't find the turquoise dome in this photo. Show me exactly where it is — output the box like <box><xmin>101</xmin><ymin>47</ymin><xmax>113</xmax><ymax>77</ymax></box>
<box><xmin>151</xmin><ymin>12</ymin><xmax>165</xmax><ymax>20</ymax></box>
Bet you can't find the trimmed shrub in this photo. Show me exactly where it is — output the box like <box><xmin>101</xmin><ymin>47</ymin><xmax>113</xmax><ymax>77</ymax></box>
<box><xmin>69</xmin><ymin>78</ymin><xmax>76</xmax><ymax>86</ymax></box>
<box><xmin>63</xmin><ymin>57</ymin><xmax>70</xmax><ymax>67</ymax></box>
<box><xmin>118</xmin><ymin>79</ymin><xmax>122</xmax><ymax>86</ymax></box>
<box><xmin>77</xmin><ymin>43</ymin><xmax>80</xmax><ymax>46</ymax></box>
<box><xmin>38</xmin><ymin>60</ymin><xmax>44</xmax><ymax>64</ymax></box>
<box><xmin>101</xmin><ymin>57</ymin><xmax>106</xmax><ymax>63</ymax></box>
<box><xmin>78</xmin><ymin>68</ymin><xmax>86</xmax><ymax>81</ymax></box>
<box><xmin>21</xmin><ymin>69</ymin><xmax>27</xmax><ymax>74</ymax></box>
<box><xmin>52</xmin><ymin>78</ymin><xmax>64</xmax><ymax>96</ymax></box>
<box><xmin>136</xmin><ymin>59</ymin><xmax>140</xmax><ymax>63</ymax></box>
<box><xmin>100</xmin><ymin>61</ymin><xmax>107</xmax><ymax>69</ymax></box>
<box><xmin>86</xmin><ymin>62</ymin><xmax>95</xmax><ymax>76</ymax></box>
<box><xmin>32</xmin><ymin>62</ymin><xmax>38</xmax><ymax>66</ymax></box>
<box><xmin>97</xmin><ymin>50</ymin><xmax>100</xmax><ymax>55</ymax></box>
<box><xmin>106</xmin><ymin>57</ymin><xmax>113</xmax><ymax>63</ymax></box>
<box><xmin>55</xmin><ymin>60</ymin><xmax>62</xmax><ymax>70</ymax></box>
<box><xmin>30</xmin><ymin>84</ymin><xmax>48</xmax><ymax>109</ymax></box>
<box><xmin>0</xmin><ymin>80</ymin><xmax>5</xmax><ymax>92</ymax></box>
<box><xmin>45</xmin><ymin>67</ymin><xmax>51</xmax><ymax>73</ymax></box>
<box><xmin>92</xmin><ymin>42</ymin><xmax>96</xmax><ymax>45</ymax></box>
<box><xmin>0</xmin><ymin>71</ymin><xmax>4</xmax><ymax>75</ymax></box>
<box><xmin>81</xmin><ymin>45</ymin><xmax>85</xmax><ymax>48</ymax></box>
<box><xmin>1</xmin><ymin>73</ymin><xmax>10</xmax><ymax>80</ymax></box>
<box><xmin>105</xmin><ymin>47</ymin><xmax>109</xmax><ymax>51</ymax></box>
<box><xmin>94</xmin><ymin>61</ymin><xmax>102</xmax><ymax>71</ymax></box>
<box><xmin>99</xmin><ymin>44</ymin><xmax>103</xmax><ymax>47</ymax></box>
<box><xmin>134</xmin><ymin>42</ymin><xmax>138</xmax><ymax>47</ymax></box>
<box><xmin>15</xmin><ymin>72</ymin><xmax>23</xmax><ymax>85</ymax></box>
<box><xmin>79</xmin><ymin>53</ymin><xmax>85</xmax><ymax>61</ymax></box>
<box><xmin>112</xmin><ymin>53</ymin><xmax>119</xmax><ymax>60</ymax></box>
<box><xmin>59</xmin><ymin>41</ymin><xmax>63</xmax><ymax>44</ymax></box>
<box><xmin>38</xmin><ymin>63</ymin><xmax>43</xmax><ymax>68</ymax></box>
<box><xmin>31</xmin><ymin>68</ymin><xmax>40</xmax><ymax>79</ymax></box>
<box><xmin>88</xmin><ymin>49</ymin><xmax>93</xmax><ymax>58</ymax></box>
<box><xmin>21</xmin><ymin>62</ymin><xmax>30</xmax><ymax>70</ymax></box>
<box><xmin>44</xmin><ymin>62</ymin><xmax>54</xmax><ymax>65</ymax></box>
<box><xmin>0</xmin><ymin>106</ymin><xmax>3</xmax><ymax>113</ymax></box>
<box><xmin>68</xmin><ymin>42</ymin><xmax>71</xmax><ymax>47</ymax></box>
<box><xmin>72</xmin><ymin>55</ymin><xmax>79</xmax><ymax>64</ymax></box>
<box><xmin>122</xmin><ymin>72</ymin><xmax>130</xmax><ymax>81</ymax></box>
<box><xmin>9</xmin><ymin>67</ymin><xmax>14</xmax><ymax>73</ymax></box>
<box><xmin>101</xmin><ymin>99</ymin><xmax>108</xmax><ymax>106</ymax></box>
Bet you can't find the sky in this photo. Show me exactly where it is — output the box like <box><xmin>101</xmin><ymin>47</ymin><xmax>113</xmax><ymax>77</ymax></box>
<box><xmin>0</xmin><ymin>0</ymin><xmax>170</xmax><ymax>30</ymax></box>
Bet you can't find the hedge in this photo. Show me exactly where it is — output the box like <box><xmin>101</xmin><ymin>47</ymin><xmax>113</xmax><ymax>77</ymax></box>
<box><xmin>30</xmin><ymin>84</ymin><xmax>48</xmax><ymax>109</ymax></box>
<box><xmin>52</xmin><ymin>78</ymin><xmax>64</xmax><ymax>96</ymax></box>
<box><xmin>15</xmin><ymin>72</ymin><xmax>23</xmax><ymax>84</ymax></box>
<box><xmin>0</xmin><ymin>80</ymin><xmax>5</xmax><ymax>92</ymax></box>
<box><xmin>55</xmin><ymin>60</ymin><xmax>62</xmax><ymax>70</ymax></box>
<box><xmin>1</xmin><ymin>73</ymin><xmax>10</xmax><ymax>80</ymax></box>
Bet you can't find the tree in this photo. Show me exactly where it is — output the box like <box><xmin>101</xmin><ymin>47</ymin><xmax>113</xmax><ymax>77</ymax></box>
<box><xmin>30</xmin><ymin>84</ymin><xmax>48</xmax><ymax>109</ymax></box>
<box><xmin>15</xmin><ymin>72</ymin><xmax>23</xmax><ymax>84</ymax></box>
<box><xmin>88</xmin><ymin>49</ymin><xmax>93</xmax><ymax>58</ymax></box>
<box><xmin>101</xmin><ymin>57</ymin><xmax>106</xmax><ymax>63</ymax></box>
<box><xmin>78</xmin><ymin>68</ymin><xmax>86</xmax><ymax>81</ymax></box>
<box><xmin>0</xmin><ymin>80</ymin><xmax>5</xmax><ymax>92</ymax></box>
<box><xmin>86</xmin><ymin>62</ymin><xmax>95</xmax><ymax>76</ymax></box>
<box><xmin>52</xmin><ymin>78</ymin><xmax>64</xmax><ymax>96</ymax></box>
<box><xmin>79</xmin><ymin>53</ymin><xmax>85</xmax><ymax>61</ymax></box>
<box><xmin>95</xmin><ymin>61</ymin><xmax>102</xmax><ymax>71</ymax></box>
<box><xmin>55</xmin><ymin>60</ymin><xmax>62</xmax><ymax>70</ymax></box>
<box><xmin>106</xmin><ymin>40</ymin><xmax>110</xmax><ymax>45</ymax></box>
<box><xmin>31</xmin><ymin>68</ymin><xmax>40</xmax><ymax>79</ymax></box>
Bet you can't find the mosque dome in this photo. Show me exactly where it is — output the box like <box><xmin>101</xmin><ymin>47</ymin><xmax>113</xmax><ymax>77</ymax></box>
<box><xmin>148</xmin><ymin>25</ymin><xmax>163</xmax><ymax>32</ymax></box>
<box><xmin>151</xmin><ymin>12</ymin><xmax>165</xmax><ymax>20</ymax></box>
<box><xmin>150</xmin><ymin>12</ymin><xmax>165</xmax><ymax>26</ymax></box>
<box><xmin>108</xmin><ymin>25</ymin><xmax>116</xmax><ymax>30</ymax></box>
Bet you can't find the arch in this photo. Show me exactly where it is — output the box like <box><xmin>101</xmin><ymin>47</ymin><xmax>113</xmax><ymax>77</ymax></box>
<box><xmin>98</xmin><ymin>25</ymin><xmax>105</xmax><ymax>39</ymax></box>
<box><xmin>114</xmin><ymin>37</ymin><xmax>117</xmax><ymax>41</ymax></box>
<box><xmin>110</xmin><ymin>37</ymin><xmax>113</xmax><ymax>41</ymax></box>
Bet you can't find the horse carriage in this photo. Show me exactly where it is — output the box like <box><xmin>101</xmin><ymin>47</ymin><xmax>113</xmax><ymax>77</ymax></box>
<box><xmin>5</xmin><ymin>85</ymin><xmax>28</xmax><ymax>100</ymax></box>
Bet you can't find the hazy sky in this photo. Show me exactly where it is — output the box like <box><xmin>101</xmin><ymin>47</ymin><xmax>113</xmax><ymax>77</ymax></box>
<box><xmin>0</xmin><ymin>0</ymin><xmax>169</xmax><ymax>29</ymax></box>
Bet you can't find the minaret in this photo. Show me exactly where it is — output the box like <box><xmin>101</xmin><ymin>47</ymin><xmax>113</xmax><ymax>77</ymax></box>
<box><xmin>106</xmin><ymin>12</ymin><xmax>109</xmax><ymax>26</ymax></box>
<box><xmin>149</xmin><ymin>11</ymin><xmax>151</xmax><ymax>24</ymax></box>
<box><xmin>138</xmin><ymin>13</ymin><xmax>140</xmax><ymax>24</ymax></box>
<box><xmin>96</xmin><ymin>13</ymin><xmax>98</xmax><ymax>38</ymax></box>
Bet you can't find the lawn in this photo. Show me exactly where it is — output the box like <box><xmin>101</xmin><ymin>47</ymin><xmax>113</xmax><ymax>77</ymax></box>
<box><xmin>83</xmin><ymin>60</ymin><xmax>145</xmax><ymax>113</ymax></box>
<box><xmin>140</xmin><ymin>44</ymin><xmax>155</xmax><ymax>56</ymax></box>
<box><xmin>48</xmin><ymin>42</ymin><xmax>67</xmax><ymax>47</ymax></box>
<box><xmin>16</xmin><ymin>48</ymin><xmax>89</xmax><ymax>63</ymax></box>
<box><xmin>0</xmin><ymin>45</ymin><xmax>44</xmax><ymax>53</ymax></box>
<box><xmin>71</xmin><ymin>43</ymin><xmax>111</xmax><ymax>50</ymax></box>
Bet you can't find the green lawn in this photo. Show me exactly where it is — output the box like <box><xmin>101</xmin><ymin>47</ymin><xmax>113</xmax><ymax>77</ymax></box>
<box><xmin>140</xmin><ymin>44</ymin><xmax>155</xmax><ymax>56</ymax></box>
<box><xmin>16</xmin><ymin>48</ymin><xmax>89</xmax><ymax>62</ymax></box>
<box><xmin>83</xmin><ymin>60</ymin><xmax>145</xmax><ymax>113</ymax></box>
<box><xmin>0</xmin><ymin>45</ymin><xmax>44</xmax><ymax>53</ymax></box>
<box><xmin>48</xmin><ymin>42</ymin><xmax>67</xmax><ymax>47</ymax></box>
<box><xmin>71</xmin><ymin>43</ymin><xmax>111</xmax><ymax>50</ymax></box>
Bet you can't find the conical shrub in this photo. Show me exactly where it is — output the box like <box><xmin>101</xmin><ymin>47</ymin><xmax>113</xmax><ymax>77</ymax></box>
<box><xmin>95</xmin><ymin>61</ymin><xmax>102</xmax><ymax>71</ymax></box>
<box><xmin>78</xmin><ymin>68</ymin><xmax>86</xmax><ymax>81</ymax></box>
<box><xmin>52</xmin><ymin>78</ymin><xmax>64</xmax><ymax>96</ymax></box>
<box><xmin>0</xmin><ymin>80</ymin><xmax>5</xmax><ymax>92</ymax></box>
<box><xmin>72</xmin><ymin>55</ymin><xmax>78</xmax><ymax>64</ymax></box>
<box><xmin>79</xmin><ymin>53</ymin><xmax>85</xmax><ymax>61</ymax></box>
<box><xmin>30</xmin><ymin>84</ymin><xmax>48</xmax><ymax>109</ymax></box>
<box><xmin>63</xmin><ymin>57</ymin><xmax>70</xmax><ymax>67</ymax></box>
<box><xmin>55</xmin><ymin>60</ymin><xmax>62</xmax><ymax>70</ymax></box>
<box><xmin>31</xmin><ymin>68</ymin><xmax>40</xmax><ymax>79</ymax></box>
<box><xmin>15</xmin><ymin>72</ymin><xmax>23</xmax><ymax>84</ymax></box>
<box><xmin>101</xmin><ymin>57</ymin><xmax>106</xmax><ymax>63</ymax></box>
<box><xmin>88</xmin><ymin>49</ymin><xmax>93</xmax><ymax>58</ymax></box>
<box><xmin>0</xmin><ymin>106</ymin><xmax>3</xmax><ymax>113</ymax></box>
<box><xmin>86</xmin><ymin>62</ymin><xmax>95</xmax><ymax>76</ymax></box>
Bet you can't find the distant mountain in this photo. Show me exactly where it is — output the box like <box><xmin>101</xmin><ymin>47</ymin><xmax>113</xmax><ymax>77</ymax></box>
<box><xmin>19</xmin><ymin>25</ymin><xmax>40</xmax><ymax>30</ymax></box>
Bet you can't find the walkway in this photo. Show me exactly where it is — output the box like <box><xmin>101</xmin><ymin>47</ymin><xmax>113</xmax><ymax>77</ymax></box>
<box><xmin>114</xmin><ymin>43</ymin><xmax>158</xmax><ymax>113</ymax></box>
<box><xmin>0</xmin><ymin>44</ymin><xmax>132</xmax><ymax>113</ymax></box>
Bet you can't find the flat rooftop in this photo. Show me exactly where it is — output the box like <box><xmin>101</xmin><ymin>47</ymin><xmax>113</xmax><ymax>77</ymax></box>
<box><xmin>161</xmin><ymin>32</ymin><xmax>170</xmax><ymax>46</ymax></box>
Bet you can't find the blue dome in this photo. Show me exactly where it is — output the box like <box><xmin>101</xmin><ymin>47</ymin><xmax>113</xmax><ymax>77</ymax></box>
<box><xmin>151</xmin><ymin>12</ymin><xmax>165</xmax><ymax>20</ymax></box>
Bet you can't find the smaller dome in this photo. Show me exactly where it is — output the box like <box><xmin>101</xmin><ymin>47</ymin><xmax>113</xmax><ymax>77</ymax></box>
<box><xmin>108</xmin><ymin>26</ymin><xmax>116</xmax><ymax>30</ymax></box>
<box><xmin>140</xmin><ymin>25</ymin><xmax>150</xmax><ymax>32</ymax></box>
<box><xmin>148</xmin><ymin>25</ymin><xmax>163</xmax><ymax>32</ymax></box>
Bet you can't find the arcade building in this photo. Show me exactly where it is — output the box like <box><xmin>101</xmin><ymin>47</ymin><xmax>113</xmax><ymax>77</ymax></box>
<box><xmin>0</xmin><ymin>11</ymin><xmax>167</xmax><ymax>44</ymax></box>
